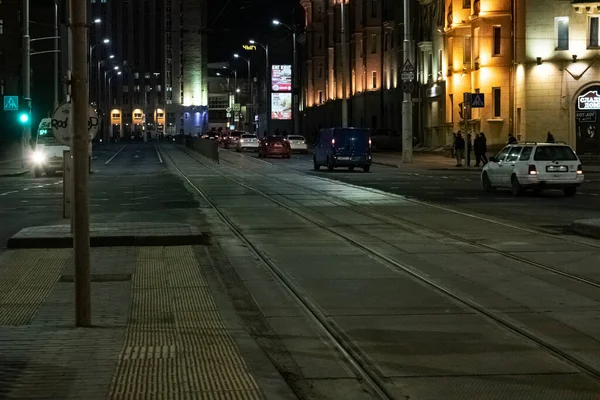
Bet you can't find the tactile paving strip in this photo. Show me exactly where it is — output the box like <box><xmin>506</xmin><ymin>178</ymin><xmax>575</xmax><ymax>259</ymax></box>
<box><xmin>108</xmin><ymin>246</ymin><xmax>263</xmax><ymax>399</ymax></box>
<box><xmin>0</xmin><ymin>249</ymin><xmax>69</xmax><ymax>325</ymax></box>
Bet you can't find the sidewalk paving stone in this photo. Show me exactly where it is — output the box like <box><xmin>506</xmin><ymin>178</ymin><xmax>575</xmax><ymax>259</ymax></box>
<box><xmin>7</xmin><ymin>222</ymin><xmax>211</xmax><ymax>248</ymax></box>
<box><xmin>0</xmin><ymin>245</ymin><xmax>268</xmax><ymax>399</ymax></box>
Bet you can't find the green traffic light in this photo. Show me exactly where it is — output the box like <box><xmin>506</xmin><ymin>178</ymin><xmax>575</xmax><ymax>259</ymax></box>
<box><xmin>19</xmin><ymin>113</ymin><xmax>29</xmax><ymax>123</ymax></box>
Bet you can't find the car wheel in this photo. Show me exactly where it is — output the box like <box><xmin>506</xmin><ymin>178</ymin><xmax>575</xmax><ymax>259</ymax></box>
<box><xmin>313</xmin><ymin>157</ymin><xmax>320</xmax><ymax>171</ymax></box>
<box><xmin>564</xmin><ymin>187</ymin><xmax>577</xmax><ymax>197</ymax></box>
<box><xmin>327</xmin><ymin>157</ymin><xmax>334</xmax><ymax>171</ymax></box>
<box><xmin>482</xmin><ymin>173</ymin><xmax>495</xmax><ymax>192</ymax></box>
<box><xmin>348</xmin><ymin>166</ymin><xmax>355</xmax><ymax>172</ymax></box>
<box><xmin>511</xmin><ymin>175</ymin><xmax>523</xmax><ymax>196</ymax></box>
<box><xmin>363</xmin><ymin>165</ymin><xmax>371</xmax><ymax>173</ymax></box>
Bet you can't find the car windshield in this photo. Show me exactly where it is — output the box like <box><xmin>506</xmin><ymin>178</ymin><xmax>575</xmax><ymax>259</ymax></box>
<box><xmin>230</xmin><ymin>132</ymin><xmax>242</xmax><ymax>138</ymax></box>
<box><xmin>37</xmin><ymin>131</ymin><xmax>61</xmax><ymax>146</ymax></box>
<box><xmin>333</xmin><ymin>129</ymin><xmax>370</xmax><ymax>147</ymax></box>
<box><xmin>533</xmin><ymin>146</ymin><xmax>577</xmax><ymax>161</ymax></box>
<box><xmin>288</xmin><ymin>136</ymin><xmax>304</xmax><ymax>140</ymax></box>
<box><xmin>242</xmin><ymin>134</ymin><xmax>256</xmax><ymax>139</ymax></box>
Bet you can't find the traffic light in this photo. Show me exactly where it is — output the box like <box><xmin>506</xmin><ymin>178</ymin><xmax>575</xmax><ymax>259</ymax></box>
<box><xmin>18</xmin><ymin>112</ymin><xmax>30</xmax><ymax>124</ymax></box>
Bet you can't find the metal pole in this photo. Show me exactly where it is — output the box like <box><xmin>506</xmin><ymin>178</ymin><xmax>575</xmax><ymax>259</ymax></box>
<box><xmin>22</xmin><ymin>0</ymin><xmax>31</xmax><ymax>168</ymax></box>
<box><xmin>97</xmin><ymin>60</ymin><xmax>101</xmax><ymax>111</ymax></box>
<box><xmin>292</xmin><ymin>30</ymin><xmax>299</xmax><ymax>134</ymax></box>
<box><xmin>402</xmin><ymin>0</ymin><xmax>413</xmax><ymax>162</ymax></box>
<box><xmin>340</xmin><ymin>1</ymin><xmax>348</xmax><ymax>127</ymax></box>
<box><xmin>265</xmin><ymin>45</ymin><xmax>270</xmax><ymax>135</ymax></box>
<box><xmin>71</xmin><ymin>0</ymin><xmax>91</xmax><ymax>327</ymax></box>
<box><xmin>247</xmin><ymin>60</ymin><xmax>252</xmax><ymax>131</ymax></box>
<box><xmin>54</xmin><ymin>0</ymin><xmax>59</xmax><ymax>109</ymax></box>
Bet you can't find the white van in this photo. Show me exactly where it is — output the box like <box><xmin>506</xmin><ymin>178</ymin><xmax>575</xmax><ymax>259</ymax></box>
<box><xmin>32</xmin><ymin>118</ymin><xmax>69</xmax><ymax>177</ymax></box>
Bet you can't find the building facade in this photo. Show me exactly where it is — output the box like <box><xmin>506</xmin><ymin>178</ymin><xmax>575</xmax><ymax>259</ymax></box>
<box><xmin>92</xmin><ymin>0</ymin><xmax>208</xmax><ymax>140</ymax></box>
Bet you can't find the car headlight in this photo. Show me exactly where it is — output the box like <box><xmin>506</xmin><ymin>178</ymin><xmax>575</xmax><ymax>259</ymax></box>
<box><xmin>32</xmin><ymin>151</ymin><xmax>46</xmax><ymax>164</ymax></box>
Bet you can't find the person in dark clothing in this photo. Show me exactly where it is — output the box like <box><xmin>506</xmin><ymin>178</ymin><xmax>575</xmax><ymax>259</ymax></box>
<box><xmin>479</xmin><ymin>132</ymin><xmax>488</xmax><ymax>164</ymax></box>
<box><xmin>473</xmin><ymin>133</ymin><xmax>482</xmax><ymax>167</ymax></box>
<box><xmin>546</xmin><ymin>131</ymin><xmax>555</xmax><ymax>143</ymax></box>
<box><xmin>454</xmin><ymin>132</ymin><xmax>465</xmax><ymax>166</ymax></box>
<box><xmin>466</xmin><ymin>133</ymin><xmax>473</xmax><ymax>166</ymax></box>
<box><xmin>507</xmin><ymin>133</ymin><xmax>518</xmax><ymax>144</ymax></box>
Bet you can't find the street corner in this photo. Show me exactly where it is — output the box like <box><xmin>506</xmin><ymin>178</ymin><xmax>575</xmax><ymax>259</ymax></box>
<box><xmin>570</xmin><ymin>218</ymin><xmax>600</xmax><ymax>239</ymax></box>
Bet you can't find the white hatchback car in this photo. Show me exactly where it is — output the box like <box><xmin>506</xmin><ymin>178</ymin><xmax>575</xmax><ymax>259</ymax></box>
<box><xmin>236</xmin><ymin>133</ymin><xmax>259</xmax><ymax>152</ymax></box>
<box><xmin>481</xmin><ymin>142</ymin><xmax>584</xmax><ymax>196</ymax></box>
<box><xmin>286</xmin><ymin>135</ymin><xmax>308</xmax><ymax>153</ymax></box>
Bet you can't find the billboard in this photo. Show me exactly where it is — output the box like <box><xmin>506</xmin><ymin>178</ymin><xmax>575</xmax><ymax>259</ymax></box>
<box><xmin>271</xmin><ymin>93</ymin><xmax>292</xmax><ymax>120</ymax></box>
<box><xmin>271</xmin><ymin>65</ymin><xmax>292</xmax><ymax>92</ymax></box>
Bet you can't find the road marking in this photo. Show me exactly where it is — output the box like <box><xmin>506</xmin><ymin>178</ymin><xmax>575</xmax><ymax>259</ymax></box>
<box><xmin>589</xmin><ymin>193</ymin><xmax>599</xmax><ymax>197</ymax></box>
<box><xmin>422</xmin><ymin>186</ymin><xmax>440</xmax><ymax>190</ymax></box>
<box><xmin>105</xmin><ymin>145</ymin><xmax>127</xmax><ymax>165</ymax></box>
<box><xmin>120</xmin><ymin>202</ymin><xmax>142</xmax><ymax>206</ymax></box>
<box><xmin>457</xmin><ymin>197</ymin><xmax>478</xmax><ymax>200</ymax></box>
<box><xmin>154</xmin><ymin>145</ymin><xmax>163</xmax><ymax>163</ymax></box>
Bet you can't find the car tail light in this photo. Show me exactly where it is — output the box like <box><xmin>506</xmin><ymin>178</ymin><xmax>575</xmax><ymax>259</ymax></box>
<box><xmin>528</xmin><ymin>165</ymin><xmax>537</xmax><ymax>175</ymax></box>
<box><xmin>577</xmin><ymin>164</ymin><xmax>583</xmax><ymax>175</ymax></box>
<box><xmin>331</xmin><ymin>138</ymin><xmax>335</xmax><ymax>146</ymax></box>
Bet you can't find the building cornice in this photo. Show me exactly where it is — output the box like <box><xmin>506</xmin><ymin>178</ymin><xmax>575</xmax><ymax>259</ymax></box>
<box><xmin>572</xmin><ymin>2</ymin><xmax>600</xmax><ymax>13</ymax></box>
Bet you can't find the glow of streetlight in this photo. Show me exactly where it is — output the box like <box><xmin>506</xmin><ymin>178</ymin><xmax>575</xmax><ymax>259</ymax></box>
<box><xmin>102</xmin><ymin>38</ymin><xmax>110</xmax><ymax>44</ymax></box>
<box><xmin>236</xmin><ymin>88</ymin><xmax>241</xmax><ymax>93</ymax></box>
<box><xmin>109</xmin><ymin>54</ymin><xmax>115</xmax><ymax>59</ymax></box>
<box><xmin>94</xmin><ymin>18</ymin><xmax>102</xmax><ymax>24</ymax></box>
<box><xmin>113</xmin><ymin>66</ymin><xmax>119</xmax><ymax>70</ymax></box>
<box><xmin>233</xmin><ymin>54</ymin><xmax>240</xmax><ymax>58</ymax></box>
<box><xmin>249</xmin><ymin>40</ymin><xmax>256</xmax><ymax>44</ymax></box>
<box><xmin>272</xmin><ymin>20</ymin><xmax>281</xmax><ymax>25</ymax></box>
<box><xmin>216</xmin><ymin>72</ymin><xmax>221</xmax><ymax>76</ymax></box>
<box><xmin>117</xmin><ymin>71</ymin><xmax>122</xmax><ymax>75</ymax></box>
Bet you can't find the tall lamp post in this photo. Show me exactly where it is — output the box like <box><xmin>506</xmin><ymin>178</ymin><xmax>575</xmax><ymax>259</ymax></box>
<box><xmin>273</xmin><ymin>19</ymin><xmax>299</xmax><ymax>135</ymax></box>
<box><xmin>233</xmin><ymin>53</ymin><xmax>253</xmax><ymax>132</ymax></box>
<box><xmin>222</xmin><ymin>67</ymin><xmax>238</xmax><ymax>129</ymax></box>
<box><xmin>249</xmin><ymin>39</ymin><xmax>269</xmax><ymax>135</ymax></box>
<box><xmin>89</xmin><ymin>38</ymin><xmax>110</xmax><ymax>102</ymax></box>
<box><xmin>105</xmin><ymin>67</ymin><xmax>120</xmax><ymax>141</ymax></box>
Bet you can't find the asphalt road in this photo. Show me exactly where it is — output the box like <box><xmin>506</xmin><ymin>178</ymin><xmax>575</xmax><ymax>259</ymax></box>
<box><xmin>0</xmin><ymin>142</ymin><xmax>202</xmax><ymax>249</ymax></box>
<box><xmin>226</xmin><ymin>150</ymin><xmax>600</xmax><ymax>230</ymax></box>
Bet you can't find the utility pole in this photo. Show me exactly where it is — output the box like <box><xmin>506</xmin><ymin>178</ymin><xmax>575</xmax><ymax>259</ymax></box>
<box><xmin>340</xmin><ymin>1</ymin><xmax>348</xmax><ymax>128</ymax></box>
<box><xmin>54</xmin><ymin>0</ymin><xmax>59</xmax><ymax>109</ymax></box>
<box><xmin>292</xmin><ymin>28</ymin><xmax>298</xmax><ymax>135</ymax></box>
<box><xmin>22</xmin><ymin>0</ymin><xmax>31</xmax><ymax>167</ymax></box>
<box><xmin>71</xmin><ymin>0</ymin><xmax>92</xmax><ymax>327</ymax></box>
<box><xmin>402</xmin><ymin>0</ymin><xmax>413</xmax><ymax>162</ymax></box>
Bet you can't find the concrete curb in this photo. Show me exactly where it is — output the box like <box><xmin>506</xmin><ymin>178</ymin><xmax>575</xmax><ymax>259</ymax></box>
<box><xmin>372</xmin><ymin>161</ymin><xmax>399</xmax><ymax>168</ymax></box>
<box><xmin>7</xmin><ymin>232</ymin><xmax>211</xmax><ymax>249</ymax></box>
<box><xmin>570</xmin><ymin>219</ymin><xmax>600</xmax><ymax>239</ymax></box>
<box><xmin>0</xmin><ymin>169</ymin><xmax>30</xmax><ymax>177</ymax></box>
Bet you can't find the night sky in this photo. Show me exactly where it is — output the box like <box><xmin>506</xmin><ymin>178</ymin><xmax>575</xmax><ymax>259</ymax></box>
<box><xmin>208</xmin><ymin>0</ymin><xmax>303</xmax><ymax>73</ymax></box>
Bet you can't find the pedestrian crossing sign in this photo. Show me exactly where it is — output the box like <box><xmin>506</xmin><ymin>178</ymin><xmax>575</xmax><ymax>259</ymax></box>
<box><xmin>470</xmin><ymin>93</ymin><xmax>485</xmax><ymax>108</ymax></box>
<box><xmin>3</xmin><ymin>96</ymin><xmax>18</xmax><ymax>111</ymax></box>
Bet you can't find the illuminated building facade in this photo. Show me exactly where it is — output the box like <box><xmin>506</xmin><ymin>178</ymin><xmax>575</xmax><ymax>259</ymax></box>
<box><xmin>300</xmin><ymin>0</ymin><xmax>405</xmax><ymax>137</ymax></box>
<box><xmin>93</xmin><ymin>0</ymin><xmax>207</xmax><ymax>140</ymax></box>
<box><xmin>518</xmin><ymin>0</ymin><xmax>600</xmax><ymax>155</ymax></box>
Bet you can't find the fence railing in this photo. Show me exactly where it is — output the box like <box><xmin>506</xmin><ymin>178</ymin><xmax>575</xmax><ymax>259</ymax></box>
<box><xmin>185</xmin><ymin>136</ymin><xmax>219</xmax><ymax>164</ymax></box>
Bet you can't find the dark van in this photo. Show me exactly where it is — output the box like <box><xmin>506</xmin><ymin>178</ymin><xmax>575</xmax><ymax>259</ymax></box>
<box><xmin>314</xmin><ymin>128</ymin><xmax>372</xmax><ymax>172</ymax></box>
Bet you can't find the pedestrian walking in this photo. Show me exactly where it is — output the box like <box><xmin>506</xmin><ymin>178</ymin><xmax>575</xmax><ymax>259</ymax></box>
<box><xmin>479</xmin><ymin>132</ymin><xmax>488</xmax><ymax>164</ymax></box>
<box><xmin>546</xmin><ymin>131</ymin><xmax>555</xmax><ymax>143</ymax></box>
<box><xmin>466</xmin><ymin>132</ymin><xmax>473</xmax><ymax>166</ymax></box>
<box><xmin>507</xmin><ymin>133</ymin><xmax>518</xmax><ymax>144</ymax></box>
<box><xmin>454</xmin><ymin>132</ymin><xmax>465</xmax><ymax>167</ymax></box>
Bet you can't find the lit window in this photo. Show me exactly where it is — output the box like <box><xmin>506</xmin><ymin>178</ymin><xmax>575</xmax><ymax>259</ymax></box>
<box><xmin>492</xmin><ymin>26</ymin><xmax>501</xmax><ymax>56</ymax></box>
<box><xmin>589</xmin><ymin>16</ymin><xmax>600</xmax><ymax>48</ymax></box>
<box><xmin>463</xmin><ymin>0</ymin><xmax>470</xmax><ymax>9</ymax></box>
<box><xmin>372</xmin><ymin>71</ymin><xmax>377</xmax><ymax>89</ymax></box>
<box><xmin>473</xmin><ymin>27</ymin><xmax>480</xmax><ymax>59</ymax></box>
<box><xmin>492</xmin><ymin>87</ymin><xmax>501</xmax><ymax>117</ymax></box>
<box><xmin>555</xmin><ymin>17</ymin><xmax>569</xmax><ymax>50</ymax></box>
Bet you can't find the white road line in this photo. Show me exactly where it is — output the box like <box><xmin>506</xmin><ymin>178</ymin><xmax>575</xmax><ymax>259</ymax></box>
<box><xmin>105</xmin><ymin>145</ymin><xmax>127</xmax><ymax>165</ymax></box>
<box><xmin>154</xmin><ymin>145</ymin><xmax>163</xmax><ymax>163</ymax></box>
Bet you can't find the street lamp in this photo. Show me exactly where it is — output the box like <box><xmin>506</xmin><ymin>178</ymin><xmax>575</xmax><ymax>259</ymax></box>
<box><xmin>93</xmin><ymin>18</ymin><xmax>102</xmax><ymax>24</ymax></box>
<box><xmin>97</xmin><ymin>55</ymin><xmax>116</xmax><ymax>113</ymax></box>
<box><xmin>233</xmin><ymin>53</ymin><xmax>253</xmax><ymax>129</ymax></box>
<box><xmin>272</xmin><ymin>19</ymin><xmax>299</xmax><ymax>134</ymax></box>
<box><xmin>249</xmin><ymin>39</ymin><xmax>270</xmax><ymax>135</ymax></box>
<box><xmin>89</xmin><ymin>38</ymin><xmax>110</xmax><ymax>101</ymax></box>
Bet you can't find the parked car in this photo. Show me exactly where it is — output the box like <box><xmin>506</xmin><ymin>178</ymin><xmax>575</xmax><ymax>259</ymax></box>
<box><xmin>224</xmin><ymin>131</ymin><xmax>244</xmax><ymax>149</ymax></box>
<box><xmin>370</xmin><ymin>129</ymin><xmax>402</xmax><ymax>151</ymax></box>
<box><xmin>286</xmin><ymin>135</ymin><xmax>308</xmax><ymax>153</ymax></box>
<box><xmin>313</xmin><ymin>128</ymin><xmax>372</xmax><ymax>172</ymax></box>
<box><xmin>258</xmin><ymin>136</ymin><xmax>291</xmax><ymax>158</ymax></box>
<box><xmin>236</xmin><ymin>133</ymin><xmax>260</xmax><ymax>152</ymax></box>
<box><xmin>481</xmin><ymin>142</ymin><xmax>584</xmax><ymax>196</ymax></box>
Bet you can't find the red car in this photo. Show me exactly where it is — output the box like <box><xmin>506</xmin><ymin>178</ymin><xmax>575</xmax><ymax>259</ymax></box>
<box><xmin>258</xmin><ymin>136</ymin><xmax>291</xmax><ymax>158</ymax></box>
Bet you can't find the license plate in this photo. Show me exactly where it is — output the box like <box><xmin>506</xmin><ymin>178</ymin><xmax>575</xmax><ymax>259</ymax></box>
<box><xmin>546</xmin><ymin>165</ymin><xmax>568</xmax><ymax>172</ymax></box>
<box><xmin>338</xmin><ymin>157</ymin><xmax>350</xmax><ymax>160</ymax></box>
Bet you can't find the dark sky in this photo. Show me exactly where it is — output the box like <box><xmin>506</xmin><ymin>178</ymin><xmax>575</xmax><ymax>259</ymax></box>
<box><xmin>208</xmin><ymin>0</ymin><xmax>303</xmax><ymax>70</ymax></box>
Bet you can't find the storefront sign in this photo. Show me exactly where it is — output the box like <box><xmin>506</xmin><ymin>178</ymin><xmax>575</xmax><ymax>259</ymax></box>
<box><xmin>578</xmin><ymin>90</ymin><xmax>600</xmax><ymax>110</ymax></box>
<box><xmin>271</xmin><ymin>92</ymin><xmax>292</xmax><ymax>120</ymax></box>
<box><xmin>576</xmin><ymin>111</ymin><xmax>596</xmax><ymax>122</ymax></box>
<box><xmin>271</xmin><ymin>65</ymin><xmax>292</xmax><ymax>92</ymax></box>
<box><xmin>242</xmin><ymin>45</ymin><xmax>257</xmax><ymax>51</ymax></box>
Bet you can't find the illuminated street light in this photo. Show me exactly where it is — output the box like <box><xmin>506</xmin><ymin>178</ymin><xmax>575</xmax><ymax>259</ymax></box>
<box><xmin>233</xmin><ymin>53</ymin><xmax>240</xmax><ymax>59</ymax></box>
<box><xmin>272</xmin><ymin>20</ymin><xmax>281</xmax><ymax>26</ymax></box>
<box><xmin>109</xmin><ymin>54</ymin><xmax>115</xmax><ymax>59</ymax></box>
<box><xmin>102</xmin><ymin>38</ymin><xmax>110</xmax><ymax>44</ymax></box>
<box><xmin>113</xmin><ymin>66</ymin><xmax>119</xmax><ymax>70</ymax></box>
<box><xmin>94</xmin><ymin>18</ymin><xmax>101</xmax><ymax>24</ymax></box>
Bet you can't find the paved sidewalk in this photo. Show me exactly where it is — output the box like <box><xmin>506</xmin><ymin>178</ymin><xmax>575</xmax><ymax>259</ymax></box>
<box><xmin>0</xmin><ymin>159</ymin><xmax>29</xmax><ymax>177</ymax></box>
<box><xmin>373</xmin><ymin>152</ymin><xmax>482</xmax><ymax>171</ymax></box>
<box><xmin>0</xmin><ymin>245</ymin><xmax>267</xmax><ymax>399</ymax></box>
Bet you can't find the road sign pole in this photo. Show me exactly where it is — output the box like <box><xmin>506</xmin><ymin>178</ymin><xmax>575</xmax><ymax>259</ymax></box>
<box><xmin>402</xmin><ymin>0</ymin><xmax>413</xmax><ymax>163</ymax></box>
<box><xmin>71</xmin><ymin>0</ymin><xmax>91</xmax><ymax>328</ymax></box>
<box><xmin>22</xmin><ymin>0</ymin><xmax>31</xmax><ymax>169</ymax></box>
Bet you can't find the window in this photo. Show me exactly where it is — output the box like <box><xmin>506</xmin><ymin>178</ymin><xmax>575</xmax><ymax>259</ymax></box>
<box><xmin>473</xmin><ymin>27</ymin><xmax>480</xmax><ymax>59</ymax></box>
<box><xmin>448</xmin><ymin>37</ymin><xmax>454</xmax><ymax>66</ymax></box>
<box><xmin>438</xmin><ymin>49</ymin><xmax>443</xmax><ymax>75</ymax></box>
<box><xmin>464</xmin><ymin>36</ymin><xmax>471</xmax><ymax>63</ymax></box>
<box><xmin>495</xmin><ymin>147</ymin><xmax>510</xmax><ymax>162</ymax></box>
<box><xmin>492</xmin><ymin>87</ymin><xmax>501</xmax><ymax>117</ymax></box>
<box><xmin>0</xmin><ymin>19</ymin><xmax>3</xmax><ymax>35</ymax></box>
<box><xmin>519</xmin><ymin>146</ymin><xmax>533</xmax><ymax>161</ymax></box>
<box><xmin>449</xmin><ymin>93</ymin><xmax>454</xmax><ymax>123</ymax></box>
<box><xmin>390</xmin><ymin>67</ymin><xmax>394</xmax><ymax>88</ymax></box>
<box><xmin>534</xmin><ymin>146</ymin><xmax>577</xmax><ymax>161</ymax></box>
<box><xmin>505</xmin><ymin>147</ymin><xmax>522</xmax><ymax>162</ymax></box>
<box><xmin>371</xmin><ymin>34</ymin><xmax>377</xmax><ymax>53</ymax></box>
<box><xmin>589</xmin><ymin>16</ymin><xmax>600</xmax><ymax>47</ymax></box>
<box><xmin>318</xmin><ymin>90</ymin><xmax>323</xmax><ymax>104</ymax></box>
<box><xmin>463</xmin><ymin>0</ymin><xmax>470</xmax><ymax>9</ymax></box>
<box><xmin>428</xmin><ymin>53</ymin><xmax>433</xmax><ymax>81</ymax></box>
<box><xmin>492</xmin><ymin>26</ymin><xmax>501</xmax><ymax>55</ymax></box>
<box><xmin>0</xmin><ymin>79</ymin><xmax>3</xmax><ymax>95</ymax></box>
<box><xmin>112</xmin><ymin>113</ymin><xmax>121</xmax><ymax>118</ymax></box>
<box><xmin>371</xmin><ymin>0</ymin><xmax>377</xmax><ymax>17</ymax></box>
<box><xmin>134</xmin><ymin>73</ymin><xmax>139</xmax><ymax>79</ymax></box>
<box><xmin>372</xmin><ymin>71</ymin><xmax>377</xmax><ymax>89</ymax></box>
<box><xmin>123</xmin><ymin>86</ymin><xmax>128</xmax><ymax>92</ymax></box>
<box><xmin>555</xmin><ymin>17</ymin><xmax>569</xmax><ymax>50</ymax></box>
<box><xmin>317</xmin><ymin>62</ymin><xmax>324</xmax><ymax>78</ymax></box>
<box><xmin>318</xmin><ymin>35</ymin><xmax>323</xmax><ymax>50</ymax></box>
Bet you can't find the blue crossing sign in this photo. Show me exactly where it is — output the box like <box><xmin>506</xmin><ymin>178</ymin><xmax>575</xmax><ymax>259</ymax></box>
<box><xmin>471</xmin><ymin>93</ymin><xmax>485</xmax><ymax>108</ymax></box>
<box><xmin>3</xmin><ymin>96</ymin><xmax>19</xmax><ymax>111</ymax></box>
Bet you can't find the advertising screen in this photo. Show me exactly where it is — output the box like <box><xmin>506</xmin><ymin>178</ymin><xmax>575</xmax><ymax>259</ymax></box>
<box><xmin>271</xmin><ymin>65</ymin><xmax>292</xmax><ymax>92</ymax></box>
<box><xmin>271</xmin><ymin>93</ymin><xmax>292</xmax><ymax>120</ymax></box>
